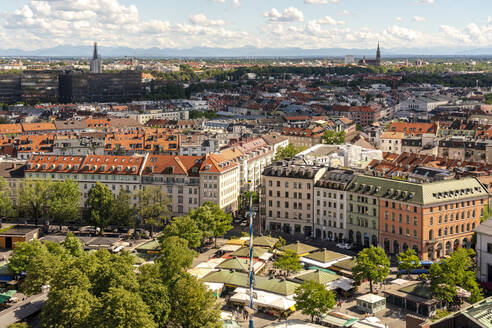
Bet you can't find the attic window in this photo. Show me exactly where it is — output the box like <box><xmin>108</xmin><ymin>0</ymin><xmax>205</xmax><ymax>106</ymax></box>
<box><xmin>204</xmin><ymin>164</ymin><xmax>211</xmax><ymax>171</ymax></box>
<box><xmin>164</xmin><ymin>166</ymin><xmax>174</xmax><ymax>174</ymax></box>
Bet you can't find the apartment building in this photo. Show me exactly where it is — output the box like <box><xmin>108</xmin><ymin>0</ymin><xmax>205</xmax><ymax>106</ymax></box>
<box><xmin>24</xmin><ymin>152</ymin><xmax>240</xmax><ymax>215</ymax></box>
<box><xmin>380</xmin><ymin>132</ymin><xmax>404</xmax><ymax>154</ymax></box>
<box><xmin>475</xmin><ymin>218</ymin><xmax>492</xmax><ymax>291</ymax></box>
<box><xmin>263</xmin><ymin>161</ymin><xmax>327</xmax><ymax>237</ymax></box>
<box><xmin>313</xmin><ymin>169</ymin><xmax>355</xmax><ymax>242</ymax></box>
<box><xmin>346</xmin><ymin>175</ymin><xmax>488</xmax><ymax>260</ymax></box>
<box><xmin>345</xmin><ymin>176</ymin><xmax>381</xmax><ymax>247</ymax></box>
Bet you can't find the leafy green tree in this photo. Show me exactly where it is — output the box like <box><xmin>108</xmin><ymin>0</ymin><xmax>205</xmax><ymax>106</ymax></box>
<box><xmin>189</xmin><ymin>202</ymin><xmax>233</xmax><ymax>246</ymax></box>
<box><xmin>322</xmin><ymin>130</ymin><xmax>345</xmax><ymax>144</ymax></box>
<box><xmin>294</xmin><ymin>281</ymin><xmax>336</xmax><ymax>322</ymax></box>
<box><xmin>41</xmin><ymin>287</ymin><xmax>97</xmax><ymax>328</ymax></box>
<box><xmin>95</xmin><ymin>287</ymin><xmax>156</xmax><ymax>328</ymax></box>
<box><xmin>352</xmin><ymin>246</ymin><xmax>390</xmax><ymax>293</ymax></box>
<box><xmin>8</xmin><ymin>239</ymin><xmax>48</xmax><ymax>274</ymax></box>
<box><xmin>168</xmin><ymin>274</ymin><xmax>221</xmax><ymax>328</ymax></box>
<box><xmin>158</xmin><ymin>236</ymin><xmax>196</xmax><ymax>282</ymax></box>
<box><xmin>136</xmin><ymin>187</ymin><xmax>171</xmax><ymax>237</ymax></box>
<box><xmin>17</xmin><ymin>179</ymin><xmax>53</xmax><ymax>226</ymax></box>
<box><xmin>429</xmin><ymin>248</ymin><xmax>483</xmax><ymax>307</ymax></box>
<box><xmin>23</xmin><ymin>251</ymin><xmax>64</xmax><ymax>296</ymax></box>
<box><xmin>274</xmin><ymin>249</ymin><xmax>302</xmax><ymax>276</ymax></box>
<box><xmin>163</xmin><ymin>216</ymin><xmax>203</xmax><ymax>249</ymax></box>
<box><xmin>111</xmin><ymin>190</ymin><xmax>134</xmax><ymax>228</ymax></box>
<box><xmin>62</xmin><ymin>233</ymin><xmax>84</xmax><ymax>257</ymax></box>
<box><xmin>47</xmin><ymin>179</ymin><xmax>81</xmax><ymax>229</ymax></box>
<box><xmin>398</xmin><ymin>249</ymin><xmax>420</xmax><ymax>278</ymax></box>
<box><xmin>274</xmin><ymin>144</ymin><xmax>306</xmax><ymax>160</ymax></box>
<box><xmin>85</xmin><ymin>182</ymin><xmax>114</xmax><ymax>231</ymax></box>
<box><xmin>0</xmin><ymin>176</ymin><xmax>14</xmax><ymax>218</ymax></box>
<box><xmin>139</xmin><ymin>269</ymin><xmax>171</xmax><ymax>328</ymax></box>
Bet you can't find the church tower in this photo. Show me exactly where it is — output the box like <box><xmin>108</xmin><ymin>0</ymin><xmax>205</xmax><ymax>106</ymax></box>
<box><xmin>90</xmin><ymin>42</ymin><xmax>102</xmax><ymax>74</ymax></box>
<box><xmin>376</xmin><ymin>43</ymin><xmax>381</xmax><ymax>66</ymax></box>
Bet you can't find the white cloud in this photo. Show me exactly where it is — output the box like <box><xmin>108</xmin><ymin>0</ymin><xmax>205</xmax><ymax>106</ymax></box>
<box><xmin>314</xmin><ymin>16</ymin><xmax>345</xmax><ymax>25</ymax></box>
<box><xmin>189</xmin><ymin>14</ymin><xmax>225</xmax><ymax>26</ymax></box>
<box><xmin>264</xmin><ymin>7</ymin><xmax>304</xmax><ymax>22</ymax></box>
<box><xmin>340</xmin><ymin>10</ymin><xmax>350</xmax><ymax>16</ymax></box>
<box><xmin>417</xmin><ymin>0</ymin><xmax>434</xmax><ymax>3</ymax></box>
<box><xmin>413</xmin><ymin>16</ymin><xmax>426</xmax><ymax>22</ymax></box>
<box><xmin>396</xmin><ymin>17</ymin><xmax>403</xmax><ymax>22</ymax></box>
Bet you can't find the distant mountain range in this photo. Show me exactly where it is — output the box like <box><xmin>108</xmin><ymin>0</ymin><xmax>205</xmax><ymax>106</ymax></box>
<box><xmin>1</xmin><ymin>45</ymin><xmax>492</xmax><ymax>58</ymax></box>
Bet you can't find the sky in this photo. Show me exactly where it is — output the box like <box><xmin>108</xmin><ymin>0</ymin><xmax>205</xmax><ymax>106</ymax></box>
<box><xmin>1</xmin><ymin>0</ymin><xmax>492</xmax><ymax>50</ymax></box>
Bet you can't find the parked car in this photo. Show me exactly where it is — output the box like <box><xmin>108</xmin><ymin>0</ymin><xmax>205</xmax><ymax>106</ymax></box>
<box><xmin>336</xmin><ymin>243</ymin><xmax>353</xmax><ymax>250</ymax></box>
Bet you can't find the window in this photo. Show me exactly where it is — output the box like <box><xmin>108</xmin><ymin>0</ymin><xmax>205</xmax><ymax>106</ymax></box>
<box><xmin>414</xmin><ymin>230</ymin><xmax>417</xmax><ymax>237</ymax></box>
<box><xmin>430</xmin><ymin>217</ymin><xmax>433</xmax><ymax>225</ymax></box>
<box><xmin>399</xmin><ymin>227</ymin><xmax>402</xmax><ymax>235</ymax></box>
<box><xmin>276</xmin><ymin>181</ymin><xmax>280</xmax><ymax>187</ymax></box>
<box><xmin>488</xmin><ymin>243</ymin><xmax>492</xmax><ymax>254</ymax></box>
<box><xmin>285</xmin><ymin>202</ymin><xmax>289</xmax><ymax>208</ymax></box>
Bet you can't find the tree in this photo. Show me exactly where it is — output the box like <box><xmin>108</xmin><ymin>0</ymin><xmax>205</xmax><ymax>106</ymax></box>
<box><xmin>158</xmin><ymin>236</ymin><xmax>196</xmax><ymax>282</ymax></box>
<box><xmin>17</xmin><ymin>179</ymin><xmax>53</xmax><ymax>226</ymax></box>
<box><xmin>111</xmin><ymin>190</ymin><xmax>134</xmax><ymax>228</ymax></box>
<box><xmin>189</xmin><ymin>202</ymin><xmax>233</xmax><ymax>246</ymax></box>
<box><xmin>429</xmin><ymin>248</ymin><xmax>483</xmax><ymax>307</ymax></box>
<box><xmin>352</xmin><ymin>246</ymin><xmax>390</xmax><ymax>293</ymax></box>
<box><xmin>274</xmin><ymin>144</ymin><xmax>305</xmax><ymax>160</ymax></box>
<box><xmin>168</xmin><ymin>273</ymin><xmax>221</xmax><ymax>328</ymax></box>
<box><xmin>163</xmin><ymin>216</ymin><xmax>203</xmax><ymax>249</ymax></box>
<box><xmin>398</xmin><ymin>249</ymin><xmax>420</xmax><ymax>278</ymax></box>
<box><xmin>22</xmin><ymin>251</ymin><xmax>64</xmax><ymax>296</ymax></box>
<box><xmin>138</xmin><ymin>267</ymin><xmax>171</xmax><ymax>328</ymax></box>
<box><xmin>85</xmin><ymin>182</ymin><xmax>114</xmax><ymax>231</ymax></box>
<box><xmin>0</xmin><ymin>176</ymin><xmax>13</xmax><ymax>218</ymax></box>
<box><xmin>322</xmin><ymin>130</ymin><xmax>345</xmax><ymax>145</ymax></box>
<box><xmin>8</xmin><ymin>239</ymin><xmax>48</xmax><ymax>274</ymax></box>
<box><xmin>48</xmin><ymin>179</ymin><xmax>81</xmax><ymax>229</ymax></box>
<box><xmin>294</xmin><ymin>281</ymin><xmax>336</xmax><ymax>322</ymax></box>
<box><xmin>41</xmin><ymin>287</ymin><xmax>97</xmax><ymax>328</ymax></box>
<box><xmin>94</xmin><ymin>287</ymin><xmax>157</xmax><ymax>328</ymax></box>
<box><xmin>274</xmin><ymin>249</ymin><xmax>302</xmax><ymax>276</ymax></box>
<box><xmin>8</xmin><ymin>324</ymin><xmax>29</xmax><ymax>328</ymax></box>
<box><xmin>136</xmin><ymin>187</ymin><xmax>171</xmax><ymax>237</ymax></box>
<box><xmin>62</xmin><ymin>232</ymin><xmax>84</xmax><ymax>257</ymax></box>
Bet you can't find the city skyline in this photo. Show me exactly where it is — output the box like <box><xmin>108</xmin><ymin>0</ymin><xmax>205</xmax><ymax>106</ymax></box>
<box><xmin>1</xmin><ymin>0</ymin><xmax>492</xmax><ymax>52</ymax></box>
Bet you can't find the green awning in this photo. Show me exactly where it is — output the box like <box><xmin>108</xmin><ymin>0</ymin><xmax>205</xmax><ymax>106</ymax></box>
<box><xmin>0</xmin><ymin>290</ymin><xmax>16</xmax><ymax>305</ymax></box>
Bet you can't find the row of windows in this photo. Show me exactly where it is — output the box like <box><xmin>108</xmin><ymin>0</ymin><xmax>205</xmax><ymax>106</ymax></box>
<box><xmin>384</xmin><ymin>212</ymin><xmax>418</xmax><ymax>225</ymax></box>
<box><xmin>429</xmin><ymin>209</ymin><xmax>480</xmax><ymax>225</ymax></box>
<box><xmin>384</xmin><ymin>224</ymin><xmax>418</xmax><ymax>238</ymax></box>
<box><xmin>268</xmin><ymin>200</ymin><xmax>311</xmax><ymax>211</ymax></box>
<box><xmin>268</xmin><ymin>180</ymin><xmax>311</xmax><ymax>190</ymax></box>
<box><xmin>316</xmin><ymin>200</ymin><xmax>343</xmax><ymax>210</ymax></box>
<box><xmin>384</xmin><ymin>201</ymin><xmax>418</xmax><ymax>213</ymax></box>
<box><xmin>315</xmin><ymin>190</ymin><xmax>343</xmax><ymax>199</ymax></box>
<box><xmin>348</xmin><ymin>217</ymin><xmax>377</xmax><ymax>229</ymax></box>
<box><xmin>315</xmin><ymin>219</ymin><xmax>344</xmax><ymax>229</ymax></box>
<box><xmin>268</xmin><ymin>211</ymin><xmax>311</xmax><ymax>220</ymax></box>
<box><xmin>268</xmin><ymin>190</ymin><xmax>311</xmax><ymax>199</ymax></box>
<box><xmin>429</xmin><ymin>199</ymin><xmax>484</xmax><ymax>212</ymax></box>
<box><xmin>316</xmin><ymin>210</ymin><xmax>344</xmax><ymax>219</ymax></box>
<box><xmin>428</xmin><ymin>223</ymin><xmax>475</xmax><ymax>239</ymax></box>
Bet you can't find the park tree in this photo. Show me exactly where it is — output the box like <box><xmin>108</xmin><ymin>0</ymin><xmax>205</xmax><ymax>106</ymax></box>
<box><xmin>398</xmin><ymin>248</ymin><xmax>420</xmax><ymax>278</ymax></box>
<box><xmin>17</xmin><ymin>178</ymin><xmax>53</xmax><ymax>226</ymax></box>
<box><xmin>111</xmin><ymin>190</ymin><xmax>134</xmax><ymax>229</ymax></box>
<box><xmin>94</xmin><ymin>287</ymin><xmax>157</xmax><ymax>328</ymax></box>
<box><xmin>62</xmin><ymin>232</ymin><xmax>84</xmax><ymax>257</ymax></box>
<box><xmin>139</xmin><ymin>269</ymin><xmax>171</xmax><ymax>328</ymax></box>
<box><xmin>22</xmin><ymin>250</ymin><xmax>65</xmax><ymax>296</ymax></box>
<box><xmin>163</xmin><ymin>216</ymin><xmax>203</xmax><ymax>249</ymax></box>
<box><xmin>47</xmin><ymin>179</ymin><xmax>81</xmax><ymax>229</ymax></box>
<box><xmin>189</xmin><ymin>202</ymin><xmax>233</xmax><ymax>246</ymax></box>
<box><xmin>158</xmin><ymin>236</ymin><xmax>196</xmax><ymax>282</ymax></box>
<box><xmin>8</xmin><ymin>239</ymin><xmax>48</xmax><ymax>274</ymax></box>
<box><xmin>41</xmin><ymin>287</ymin><xmax>97</xmax><ymax>328</ymax></box>
<box><xmin>136</xmin><ymin>186</ymin><xmax>171</xmax><ymax>237</ymax></box>
<box><xmin>85</xmin><ymin>182</ymin><xmax>114</xmax><ymax>231</ymax></box>
<box><xmin>429</xmin><ymin>248</ymin><xmax>483</xmax><ymax>307</ymax></box>
<box><xmin>294</xmin><ymin>281</ymin><xmax>336</xmax><ymax>323</ymax></box>
<box><xmin>0</xmin><ymin>176</ymin><xmax>14</xmax><ymax>218</ymax></box>
<box><xmin>352</xmin><ymin>246</ymin><xmax>390</xmax><ymax>293</ymax></box>
<box><xmin>322</xmin><ymin>130</ymin><xmax>345</xmax><ymax>145</ymax></box>
<box><xmin>274</xmin><ymin>144</ymin><xmax>305</xmax><ymax>160</ymax></box>
<box><xmin>168</xmin><ymin>273</ymin><xmax>221</xmax><ymax>328</ymax></box>
<box><xmin>274</xmin><ymin>249</ymin><xmax>302</xmax><ymax>276</ymax></box>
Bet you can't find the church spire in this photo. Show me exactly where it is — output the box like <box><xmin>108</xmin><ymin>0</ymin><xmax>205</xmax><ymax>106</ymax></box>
<box><xmin>376</xmin><ymin>42</ymin><xmax>381</xmax><ymax>65</ymax></box>
<box><xmin>93</xmin><ymin>42</ymin><xmax>98</xmax><ymax>60</ymax></box>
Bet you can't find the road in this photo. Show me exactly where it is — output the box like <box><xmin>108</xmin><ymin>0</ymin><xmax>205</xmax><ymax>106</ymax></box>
<box><xmin>0</xmin><ymin>293</ymin><xmax>47</xmax><ymax>328</ymax></box>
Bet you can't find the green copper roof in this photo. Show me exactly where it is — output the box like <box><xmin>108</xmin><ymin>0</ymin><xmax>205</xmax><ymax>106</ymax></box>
<box><xmin>281</xmin><ymin>241</ymin><xmax>318</xmax><ymax>255</ymax></box>
<box><xmin>216</xmin><ymin>257</ymin><xmax>250</xmax><ymax>272</ymax></box>
<box><xmin>253</xmin><ymin>236</ymin><xmax>279</xmax><ymax>248</ymax></box>
<box><xmin>303</xmin><ymin>249</ymin><xmax>348</xmax><ymax>264</ymax></box>
<box><xmin>345</xmin><ymin>175</ymin><xmax>487</xmax><ymax>205</ymax></box>
<box><xmin>231</xmin><ymin>246</ymin><xmax>268</xmax><ymax>258</ymax></box>
<box><xmin>295</xmin><ymin>270</ymin><xmax>340</xmax><ymax>284</ymax></box>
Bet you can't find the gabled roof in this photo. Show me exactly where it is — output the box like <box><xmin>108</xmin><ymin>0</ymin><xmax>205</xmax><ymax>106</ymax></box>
<box><xmin>281</xmin><ymin>241</ymin><xmax>318</xmax><ymax>255</ymax></box>
<box><xmin>295</xmin><ymin>270</ymin><xmax>340</xmax><ymax>284</ymax></box>
<box><xmin>303</xmin><ymin>249</ymin><xmax>348</xmax><ymax>264</ymax></box>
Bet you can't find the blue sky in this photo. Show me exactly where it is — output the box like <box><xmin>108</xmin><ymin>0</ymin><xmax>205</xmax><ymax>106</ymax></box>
<box><xmin>1</xmin><ymin>0</ymin><xmax>492</xmax><ymax>50</ymax></box>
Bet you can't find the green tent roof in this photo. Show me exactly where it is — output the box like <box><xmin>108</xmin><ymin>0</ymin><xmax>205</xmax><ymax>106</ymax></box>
<box><xmin>253</xmin><ymin>236</ymin><xmax>278</xmax><ymax>248</ymax></box>
<box><xmin>231</xmin><ymin>247</ymin><xmax>268</xmax><ymax>258</ymax></box>
<box><xmin>202</xmin><ymin>270</ymin><xmax>249</xmax><ymax>288</ymax></box>
<box><xmin>295</xmin><ymin>270</ymin><xmax>340</xmax><ymax>284</ymax></box>
<box><xmin>216</xmin><ymin>257</ymin><xmax>250</xmax><ymax>272</ymax></box>
<box><xmin>331</xmin><ymin>259</ymin><xmax>355</xmax><ymax>271</ymax></box>
<box><xmin>303</xmin><ymin>249</ymin><xmax>348</xmax><ymax>264</ymax></box>
<box><xmin>281</xmin><ymin>241</ymin><xmax>318</xmax><ymax>255</ymax></box>
<box><xmin>0</xmin><ymin>290</ymin><xmax>16</xmax><ymax>305</ymax></box>
<box><xmin>254</xmin><ymin>276</ymin><xmax>300</xmax><ymax>296</ymax></box>
<box><xmin>136</xmin><ymin>240</ymin><xmax>160</xmax><ymax>252</ymax></box>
